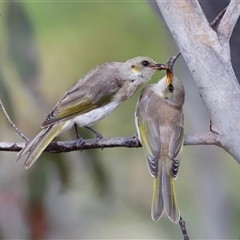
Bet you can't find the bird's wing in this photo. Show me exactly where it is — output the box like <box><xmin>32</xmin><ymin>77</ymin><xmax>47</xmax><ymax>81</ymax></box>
<box><xmin>42</xmin><ymin>67</ymin><xmax>123</xmax><ymax>127</ymax></box>
<box><xmin>168</xmin><ymin>111</ymin><xmax>184</xmax><ymax>179</ymax></box>
<box><xmin>136</xmin><ymin>87</ymin><xmax>161</xmax><ymax>177</ymax></box>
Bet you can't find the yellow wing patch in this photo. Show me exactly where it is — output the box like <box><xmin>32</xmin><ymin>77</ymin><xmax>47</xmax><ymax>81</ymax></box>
<box><xmin>138</xmin><ymin>123</ymin><xmax>152</xmax><ymax>155</ymax></box>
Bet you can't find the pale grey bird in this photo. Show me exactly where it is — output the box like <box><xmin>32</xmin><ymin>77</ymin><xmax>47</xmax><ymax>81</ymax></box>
<box><xmin>135</xmin><ymin>65</ymin><xmax>185</xmax><ymax>223</ymax></box>
<box><xmin>17</xmin><ymin>56</ymin><xmax>164</xmax><ymax>169</ymax></box>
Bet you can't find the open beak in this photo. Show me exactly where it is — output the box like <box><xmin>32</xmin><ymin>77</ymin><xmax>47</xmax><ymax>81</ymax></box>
<box><xmin>166</xmin><ymin>68</ymin><xmax>173</xmax><ymax>85</ymax></box>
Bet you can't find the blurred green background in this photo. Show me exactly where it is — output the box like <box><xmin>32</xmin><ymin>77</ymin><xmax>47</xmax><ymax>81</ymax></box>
<box><xmin>0</xmin><ymin>1</ymin><xmax>240</xmax><ymax>239</ymax></box>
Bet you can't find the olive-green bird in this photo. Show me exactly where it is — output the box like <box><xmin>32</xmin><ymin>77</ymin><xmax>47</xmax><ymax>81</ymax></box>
<box><xmin>17</xmin><ymin>56</ymin><xmax>164</xmax><ymax>169</ymax></box>
<box><xmin>135</xmin><ymin>66</ymin><xmax>185</xmax><ymax>223</ymax></box>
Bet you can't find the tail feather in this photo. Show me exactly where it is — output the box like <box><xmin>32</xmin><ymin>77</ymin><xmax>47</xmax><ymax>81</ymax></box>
<box><xmin>162</xmin><ymin>157</ymin><xmax>180</xmax><ymax>223</ymax></box>
<box><xmin>151</xmin><ymin>171</ymin><xmax>164</xmax><ymax>221</ymax></box>
<box><xmin>17</xmin><ymin>122</ymin><xmax>66</xmax><ymax>169</ymax></box>
<box><xmin>17</xmin><ymin>128</ymin><xmax>50</xmax><ymax>158</ymax></box>
<box><xmin>151</xmin><ymin>156</ymin><xmax>180</xmax><ymax>223</ymax></box>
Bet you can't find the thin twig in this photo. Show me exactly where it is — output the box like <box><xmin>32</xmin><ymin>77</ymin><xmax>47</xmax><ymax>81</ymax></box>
<box><xmin>179</xmin><ymin>216</ymin><xmax>189</xmax><ymax>240</ymax></box>
<box><xmin>0</xmin><ymin>99</ymin><xmax>29</xmax><ymax>141</ymax></box>
<box><xmin>167</xmin><ymin>52</ymin><xmax>181</xmax><ymax>72</ymax></box>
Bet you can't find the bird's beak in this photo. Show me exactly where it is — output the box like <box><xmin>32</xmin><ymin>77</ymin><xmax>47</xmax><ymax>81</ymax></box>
<box><xmin>166</xmin><ymin>68</ymin><xmax>173</xmax><ymax>85</ymax></box>
<box><xmin>150</xmin><ymin>63</ymin><xmax>173</xmax><ymax>85</ymax></box>
<box><xmin>150</xmin><ymin>63</ymin><xmax>168</xmax><ymax>70</ymax></box>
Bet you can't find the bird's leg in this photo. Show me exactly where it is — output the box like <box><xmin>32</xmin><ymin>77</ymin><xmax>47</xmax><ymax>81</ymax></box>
<box><xmin>74</xmin><ymin>123</ymin><xmax>84</xmax><ymax>145</ymax></box>
<box><xmin>85</xmin><ymin>126</ymin><xmax>103</xmax><ymax>141</ymax></box>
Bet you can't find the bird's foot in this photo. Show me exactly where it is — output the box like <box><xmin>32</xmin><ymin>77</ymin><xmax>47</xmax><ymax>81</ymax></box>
<box><xmin>85</xmin><ymin>126</ymin><xmax>103</xmax><ymax>144</ymax></box>
<box><xmin>132</xmin><ymin>133</ymin><xmax>141</xmax><ymax>147</ymax></box>
<box><xmin>74</xmin><ymin>123</ymin><xmax>85</xmax><ymax>146</ymax></box>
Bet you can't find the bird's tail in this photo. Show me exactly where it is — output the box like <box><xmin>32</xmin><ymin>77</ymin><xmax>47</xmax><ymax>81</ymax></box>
<box><xmin>17</xmin><ymin>122</ymin><xmax>66</xmax><ymax>169</ymax></box>
<box><xmin>151</xmin><ymin>156</ymin><xmax>180</xmax><ymax>223</ymax></box>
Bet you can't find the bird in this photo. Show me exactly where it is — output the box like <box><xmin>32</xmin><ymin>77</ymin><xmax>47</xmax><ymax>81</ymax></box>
<box><xmin>17</xmin><ymin>56</ymin><xmax>164</xmax><ymax>169</ymax></box>
<box><xmin>135</xmin><ymin>64</ymin><xmax>185</xmax><ymax>223</ymax></box>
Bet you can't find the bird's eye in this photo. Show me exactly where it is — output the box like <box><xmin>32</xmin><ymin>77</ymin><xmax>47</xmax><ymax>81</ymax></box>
<box><xmin>141</xmin><ymin>60</ymin><xmax>150</xmax><ymax>67</ymax></box>
<box><xmin>168</xmin><ymin>84</ymin><xmax>174</xmax><ymax>92</ymax></box>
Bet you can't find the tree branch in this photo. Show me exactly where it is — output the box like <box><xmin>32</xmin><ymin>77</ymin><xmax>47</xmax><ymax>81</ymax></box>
<box><xmin>217</xmin><ymin>0</ymin><xmax>240</xmax><ymax>43</ymax></box>
<box><xmin>210</xmin><ymin>7</ymin><xmax>227</xmax><ymax>30</ymax></box>
<box><xmin>184</xmin><ymin>132</ymin><xmax>221</xmax><ymax>147</ymax></box>
<box><xmin>0</xmin><ymin>132</ymin><xmax>220</xmax><ymax>153</ymax></box>
<box><xmin>179</xmin><ymin>216</ymin><xmax>189</xmax><ymax>240</ymax></box>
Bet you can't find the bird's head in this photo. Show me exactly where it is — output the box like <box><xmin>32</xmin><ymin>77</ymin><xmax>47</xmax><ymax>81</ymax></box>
<box><xmin>156</xmin><ymin>65</ymin><xmax>185</xmax><ymax>107</ymax></box>
<box><xmin>124</xmin><ymin>56</ymin><xmax>165</xmax><ymax>83</ymax></box>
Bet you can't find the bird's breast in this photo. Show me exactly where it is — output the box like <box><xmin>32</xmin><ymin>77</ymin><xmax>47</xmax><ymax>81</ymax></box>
<box><xmin>73</xmin><ymin>100</ymin><xmax>120</xmax><ymax>127</ymax></box>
